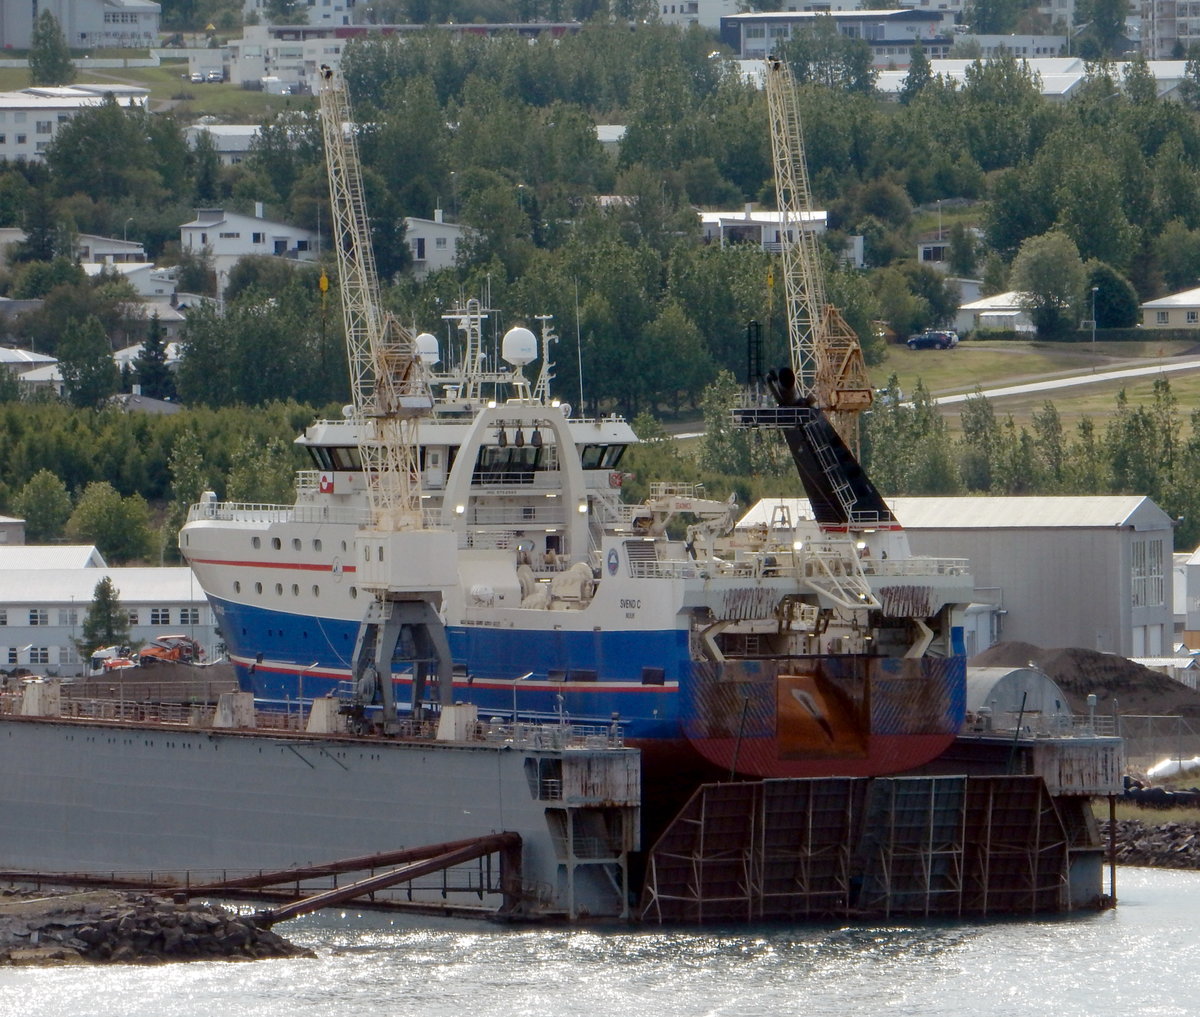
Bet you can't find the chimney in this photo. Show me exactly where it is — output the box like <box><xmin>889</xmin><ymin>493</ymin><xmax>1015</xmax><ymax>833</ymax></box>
<box><xmin>434</xmin><ymin>208</ymin><xmax>443</xmax><ymax>224</ymax></box>
<box><xmin>745</xmin><ymin>203</ymin><xmax>752</xmax><ymax>219</ymax></box>
<box><xmin>255</xmin><ymin>201</ymin><xmax>264</xmax><ymax>219</ymax></box>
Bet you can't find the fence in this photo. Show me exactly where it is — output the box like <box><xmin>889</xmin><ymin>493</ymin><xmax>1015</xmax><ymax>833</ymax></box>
<box><xmin>1116</xmin><ymin>715</ymin><xmax>1200</xmax><ymax>772</ymax></box>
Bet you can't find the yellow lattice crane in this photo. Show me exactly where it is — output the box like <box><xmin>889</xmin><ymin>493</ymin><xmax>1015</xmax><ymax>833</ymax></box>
<box><xmin>764</xmin><ymin>55</ymin><xmax>873</xmax><ymax>450</ymax></box>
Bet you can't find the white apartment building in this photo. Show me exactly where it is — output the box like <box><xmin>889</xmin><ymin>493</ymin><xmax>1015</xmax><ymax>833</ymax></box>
<box><xmin>0</xmin><ymin>85</ymin><xmax>148</xmax><ymax>163</ymax></box>
<box><xmin>180</xmin><ymin>204</ymin><xmax>318</xmax><ymax>292</ymax></box>
<box><xmin>0</xmin><ymin>0</ymin><xmax>159</xmax><ymax>51</ymax></box>
<box><xmin>405</xmin><ymin>212</ymin><xmax>470</xmax><ymax>280</ymax></box>
<box><xmin>242</xmin><ymin>0</ymin><xmax>358</xmax><ymax>28</ymax></box>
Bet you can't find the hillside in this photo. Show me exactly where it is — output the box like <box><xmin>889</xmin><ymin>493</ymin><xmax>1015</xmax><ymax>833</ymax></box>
<box><xmin>970</xmin><ymin>641</ymin><xmax>1200</xmax><ymax>718</ymax></box>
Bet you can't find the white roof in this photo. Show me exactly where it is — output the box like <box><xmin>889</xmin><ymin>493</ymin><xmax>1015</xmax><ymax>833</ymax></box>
<box><xmin>739</xmin><ymin>495</ymin><xmax>1166</xmax><ymax>531</ymax></box>
<box><xmin>18</xmin><ymin>364</ymin><xmax>62</xmax><ymax>382</ymax></box>
<box><xmin>1131</xmin><ymin>656</ymin><xmax>1198</xmax><ymax>669</ymax></box>
<box><xmin>699</xmin><ymin>210</ymin><xmax>826</xmax><ymax>226</ymax></box>
<box><xmin>0</xmin><ymin>545</ymin><xmax>106</xmax><ymax>569</ymax></box>
<box><xmin>114</xmin><ymin>340</ymin><xmax>183</xmax><ymax>365</ymax></box>
<box><xmin>959</xmin><ymin>290</ymin><xmax>1027</xmax><ymax>311</ymax></box>
<box><xmin>0</xmin><ymin>567</ymin><xmax>203</xmax><ymax>604</ymax></box>
<box><xmin>0</xmin><ymin>347</ymin><xmax>55</xmax><ymax>366</ymax></box>
<box><xmin>1141</xmin><ymin>287</ymin><xmax>1200</xmax><ymax>309</ymax></box>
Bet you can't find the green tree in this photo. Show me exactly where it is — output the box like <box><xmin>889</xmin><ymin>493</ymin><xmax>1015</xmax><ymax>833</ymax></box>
<box><xmin>11</xmin><ymin>469</ymin><xmax>72</xmax><ymax>542</ymax></box>
<box><xmin>1010</xmin><ymin>231</ymin><xmax>1087</xmax><ymax>338</ymax></box>
<box><xmin>225</xmin><ymin>436</ymin><xmax>297</xmax><ymax>504</ymax></box>
<box><xmin>899</xmin><ymin>44</ymin><xmax>932</xmax><ymax>106</ymax></box>
<box><xmin>76</xmin><ymin>576</ymin><xmax>131</xmax><ymax>657</ymax></box>
<box><xmin>28</xmin><ymin>11</ymin><xmax>75</xmax><ymax>87</ymax></box>
<box><xmin>58</xmin><ymin>315</ymin><xmax>120</xmax><ymax>409</ymax></box>
<box><xmin>133</xmin><ymin>313</ymin><xmax>176</xmax><ymax>400</ymax></box>
<box><xmin>66</xmin><ymin>481</ymin><xmax>154</xmax><ymax>565</ymax></box>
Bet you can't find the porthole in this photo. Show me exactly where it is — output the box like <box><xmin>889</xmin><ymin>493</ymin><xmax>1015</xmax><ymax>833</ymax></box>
<box><xmin>272</xmin><ymin>537</ymin><xmax>282</xmax><ymax>550</ymax></box>
<box><xmin>312</xmin><ymin>585</ymin><xmax>320</xmax><ymax>598</ymax></box>
<box><xmin>292</xmin><ymin>584</ymin><xmax>300</xmax><ymax>596</ymax></box>
<box><xmin>233</xmin><ymin>581</ymin><xmax>241</xmax><ymax>594</ymax></box>
<box><xmin>350</xmin><ymin>587</ymin><xmax>358</xmax><ymax>599</ymax></box>
<box><xmin>275</xmin><ymin>583</ymin><xmax>283</xmax><ymax>595</ymax></box>
<box><xmin>292</xmin><ymin>538</ymin><xmax>302</xmax><ymax>551</ymax></box>
<box><xmin>314</xmin><ymin>539</ymin><xmax>323</xmax><ymax>552</ymax></box>
<box><xmin>254</xmin><ymin>582</ymin><xmax>263</xmax><ymax>594</ymax></box>
<box><xmin>252</xmin><ymin>536</ymin><xmax>261</xmax><ymax>549</ymax></box>
<box><xmin>341</xmin><ymin>540</ymin><xmax>347</xmax><ymax>551</ymax></box>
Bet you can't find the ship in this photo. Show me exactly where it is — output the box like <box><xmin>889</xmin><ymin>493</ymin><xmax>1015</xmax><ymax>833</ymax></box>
<box><xmin>179</xmin><ymin>302</ymin><xmax>973</xmax><ymax>807</ymax></box>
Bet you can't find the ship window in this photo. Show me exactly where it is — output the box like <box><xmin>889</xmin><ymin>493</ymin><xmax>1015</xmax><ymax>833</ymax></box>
<box><xmin>292</xmin><ymin>584</ymin><xmax>299</xmax><ymax>595</ymax></box>
<box><xmin>272</xmin><ymin>537</ymin><xmax>282</xmax><ymax>550</ymax></box>
<box><xmin>313</xmin><ymin>539</ymin><xmax>322</xmax><ymax>551</ymax></box>
<box><xmin>601</xmin><ymin>445</ymin><xmax>626</xmax><ymax>469</ymax></box>
<box><xmin>292</xmin><ymin>538</ymin><xmax>301</xmax><ymax>550</ymax></box>
<box><xmin>312</xmin><ymin>585</ymin><xmax>320</xmax><ymax>597</ymax></box>
<box><xmin>252</xmin><ymin>537</ymin><xmax>261</xmax><ymax>549</ymax></box>
<box><xmin>275</xmin><ymin>583</ymin><xmax>283</xmax><ymax>595</ymax></box>
<box><xmin>341</xmin><ymin>541</ymin><xmax>347</xmax><ymax>551</ymax></box>
<box><xmin>330</xmin><ymin>446</ymin><xmax>361</xmax><ymax>470</ymax></box>
<box><xmin>580</xmin><ymin>445</ymin><xmax>604</xmax><ymax>469</ymax></box>
<box><xmin>350</xmin><ymin>587</ymin><xmax>357</xmax><ymax>599</ymax></box>
<box><xmin>309</xmin><ymin>446</ymin><xmax>334</xmax><ymax>470</ymax></box>
<box><xmin>255</xmin><ymin>582</ymin><xmax>263</xmax><ymax>594</ymax></box>
<box><xmin>234</xmin><ymin>581</ymin><xmax>241</xmax><ymax>594</ymax></box>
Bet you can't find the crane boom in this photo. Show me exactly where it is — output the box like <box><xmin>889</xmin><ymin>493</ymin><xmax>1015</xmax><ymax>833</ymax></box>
<box><xmin>317</xmin><ymin>64</ymin><xmax>430</xmax><ymax>531</ymax></box>
<box><xmin>764</xmin><ymin>56</ymin><xmax>872</xmax><ymax>446</ymax></box>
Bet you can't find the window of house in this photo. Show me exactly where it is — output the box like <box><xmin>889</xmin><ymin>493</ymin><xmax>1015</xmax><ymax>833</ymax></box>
<box><xmin>61</xmin><ymin>645</ymin><xmax>79</xmax><ymax>665</ymax></box>
<box><xmin>14</xmin><ymin>112</ymin><xmax>25</xmax><ymax>124</ymax></box>
<box><xmin>128</xmin><ymin>610</ymin><xmax>139</xmax><ymax>625</ymax></box>
<box><xmin>1157</xmin><ymin>311</ymin><xmax>1169</xmax><ymax>324</ymax></box>
<box><xmin>36</xmin><ymin>121</ymin><xmax>51</xmax><ymax>134</ymax></box>
<box><xmin>1189</xmin><ymin>311</ymin><xmax>1198</xmax><ymax>324</ymax></box>
<box><xmin>29</xmin><ymin>609</ymin><xmax>48</xmax><ymax>626</ymax></box>
<box><xmin>29</xmin><ymin>647</ymin><xmax>49</xmax><ymax>665</ymax></box>
<box><xmin>16</xmin><ymin>135</ymin><xmax>26</xmax><ymax>145</ymax></box>
<box><xmin>219</xmin><ymin>231</ymin><xmax>240</xmax><ymax>239</ymax></box>
<box><xmin>0</xmin><ymin>609</ymin><xmax>5</xmax><ymax>624</ymax></box>
<box><xmin>151</xmin><ymin>607</ymin><xmax>171</xmax><ymax>625</ymax></box>
<box><xmin>6</xmin><ymin>648</ymin><xmax>16</xmax><ymax>665</ymax></box>
<box><xmin>180</xmin><ymin>607</ymin><xmax>200</xmax><ymax>625</ymax></box>
<box><xmin>435</xmin><ymin>237</ymin><xmax>447</xmax><ymax>249</ymax></box>
<box><xmin>58</xmin><ymin>608</ymin><xmax>78</xmax><ymax>626</ymax></box>
<box><xmin>35</xmin><ymin>142</ymin><xmax>48</xmax><ymax>153</ymax></box>
<box><xmin>745</xmin><ymin>25</ymin><xmax>765</xmax><ymax>37</ymax></box>
<box><xmin>1132</xmin><ymin>538</ymin><xmax>1166</xmax><ymax>607</ymax></box>
<box><xmin>253</xmin><ymin>232</ymin><xmax>264</xmax><ymax>243</ymax></box>
<box><xmin>0</xmin><ymin>135</ymin><xmax>6</xmax><ymax>144</ymax></box>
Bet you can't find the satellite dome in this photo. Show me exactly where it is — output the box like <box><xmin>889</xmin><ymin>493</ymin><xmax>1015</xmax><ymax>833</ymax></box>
<box><xmin>502</xmin><ymin>326</ymin><xmax>537</xmax><ymax>367</ymax></box>
<box><xmin>415</xmin><ymin>332</ymin><xmax>440</xmax><ymax>365</ymax></box>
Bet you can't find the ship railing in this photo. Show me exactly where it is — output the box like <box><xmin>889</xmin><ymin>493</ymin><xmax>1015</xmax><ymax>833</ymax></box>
<box><xmin>622</xmin><ymin>550</ymin><xmax>970</xmax><ymax>583</ymax></box>
<box><xmin>485</xmin><ymin>721</ymin><xmax>623</xmax><ymax>750</ymax></box>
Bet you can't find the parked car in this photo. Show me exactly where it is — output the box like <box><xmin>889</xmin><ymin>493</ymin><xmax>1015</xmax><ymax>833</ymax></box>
<box><xmin>189</xmin><ymin>71</ymin><xmax>204</xmax><ymax>83</ymax></box>
<box><xmin>906</xmin><ymin>330</ymin><xmax>958</xmax><ymax>350</ymax></box>
<box><xmin>206</xmin><ymin>70</ymin><xmax>224</xmax><ymax>83</ymax></box>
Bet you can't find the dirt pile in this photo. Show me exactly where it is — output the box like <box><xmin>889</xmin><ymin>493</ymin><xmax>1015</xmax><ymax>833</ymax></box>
<box><xmin>970</xmin><ymin>641</ymin><xmax>1200</xmax><ymax>717</ymax></box>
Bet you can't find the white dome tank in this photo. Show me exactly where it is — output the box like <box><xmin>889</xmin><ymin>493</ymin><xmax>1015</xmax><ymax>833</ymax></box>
<box><xmin>502</xmin><ymin>326</ymin><xmax>537</xmax><ymax>367</ymax></box>
<box><xmin>415</xmin><ymin>332</ymin><xmax>440</xmax><ymax>366</ymax></box>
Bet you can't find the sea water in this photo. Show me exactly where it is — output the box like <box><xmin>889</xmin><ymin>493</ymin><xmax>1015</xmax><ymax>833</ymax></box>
<box><xmin>2</xmin><ymin>867</ymin><xmax>1195</xmax><ymax>1017</ymax></box>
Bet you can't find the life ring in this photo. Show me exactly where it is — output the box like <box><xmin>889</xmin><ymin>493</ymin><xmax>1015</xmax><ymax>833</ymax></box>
<box><xmin>609</xmin><ymin>472</ymin><xmax>623</xmax><ymax>488</ymax></box>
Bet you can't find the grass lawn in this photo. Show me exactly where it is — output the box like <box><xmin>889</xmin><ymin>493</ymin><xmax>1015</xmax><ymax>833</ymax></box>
<box><xmin>872</xmin><ymin>339</ymin><xmax>1200</xmax><ymax>437</ymax></box>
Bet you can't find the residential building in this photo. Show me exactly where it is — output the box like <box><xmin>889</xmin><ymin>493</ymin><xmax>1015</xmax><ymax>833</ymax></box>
<box><xmin>738</xmin><ymin>495</ymin><xmax>1176</xmax><ymax>658</ymax></box>
<box><xmin>1140</xmin><ymin>286</ymin><xmax>1200</xmax><ymax>328</ymax></box>
<box><xmin>954</xmin><ymin>290</ymin><xmax>1034</xmax><ymax>335</ymax></box>
<box><xmin>0</xmin><ymin>0</ymin><xmax>159</xmax><ymax>51</ymax></box>
<box><xmin>0</xmin><ymin>228</ymin><xmax>146</xmax><ymax>269</ymax></box>
<box><xmin>242</xmin><ymin>0</ymin><xmax>357</xmax><ymax>27</ymax></box>
<box><xmin>0</xmin><ymin>548</ymin><xmax>219</xmax><ymax>678</ymax></box>
<box><xmin>720</xmin><ymin>10</ymin><xmax>953</xmax><ymax>64</ymax></box>
<box><xmin>1143</xmin><ymin>0</ymin><xmax>1199</xmax><ymax>59</ymax></box>
<box><xmin>699</xmin><ymin>207</ymin><xmax>827</xmax><ymax>251</ymax></box>
<box><xmin>82</xmin><ymin>262</ymin><xmax>176</xmax><ymax>302</ymax></box>
<box><xmin>405</xmin><ymin>212</ymin><xmax>470</xmax><ymax>280</ymax></box>
<box><xmin>0</xmin><ymin>517</ymin><xmax>24</xmax><ymax>546</ymax></box>
<box><xmin>184</xmin><ymin>124</ymin><xmax>260</xmax><ymax>166</ymax></box>
<box><xmin>180</xmin><ymin>204</ymin><xmax>318</xmax><ymax>291</ymax></box>
<box><xmin>0</xmin><ymin>85</ymin><xmax>149</xmax><ymax>163</ymax></box>
<box><xmin>659</xmin><ymin>0</ymin><xmax>736</xmax><ymax>30</ymax></box>
<box><xmin>876</xmin><ymin>58</ymin><xmax>1190</xmax><ymax>100</ymax></box>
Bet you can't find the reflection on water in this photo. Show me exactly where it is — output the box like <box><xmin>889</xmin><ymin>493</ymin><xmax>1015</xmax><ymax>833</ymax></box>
<box><xmin>1</xmin><ymin>869</ymin><xmax>1195</xmax><ymax>1017</ymax></box>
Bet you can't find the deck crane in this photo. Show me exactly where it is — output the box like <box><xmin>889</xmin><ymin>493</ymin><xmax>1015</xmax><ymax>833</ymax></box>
<box><xmin>763</xmin><ymin>54</ymin><xmax>873</xmax><ymax>450</ymax></box>
<box><xmin>317</xmin><ymin>64</ymin><xmax>456</xmax><ymax>730</ymax></box>
<box><xmin>734</xmin><ymin>55</ymin><xmax>898</xmax><ymax>546</ymax></box>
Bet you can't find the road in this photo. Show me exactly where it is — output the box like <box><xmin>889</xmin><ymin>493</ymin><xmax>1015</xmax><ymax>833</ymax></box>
<box><xmin>928</xmin><ymin>353</ymin><xmax>1200</xmax><ymax>406</ymax></box>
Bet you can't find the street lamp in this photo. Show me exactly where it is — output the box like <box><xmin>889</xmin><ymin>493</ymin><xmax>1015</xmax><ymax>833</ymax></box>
<box><xmin>124</xmin><ymin>217</ymin><xmax>134</xmax><ymax>242</ymax></box>
<box><xmin>1091</xmin><ymin>286</ymin><xmax>1099</xmax><ymax>371</ymax></box>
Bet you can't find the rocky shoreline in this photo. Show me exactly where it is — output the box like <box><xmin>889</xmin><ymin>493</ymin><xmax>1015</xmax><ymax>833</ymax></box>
<box><xmin>0</xmin><ymin>890</ymin><xmax>313</xmax><ymax>966</ymax></box>
<box><xmin>1101</xmin><ymin>819</ymin><xmax>1200</xmax><ymax>870</ymax></box>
